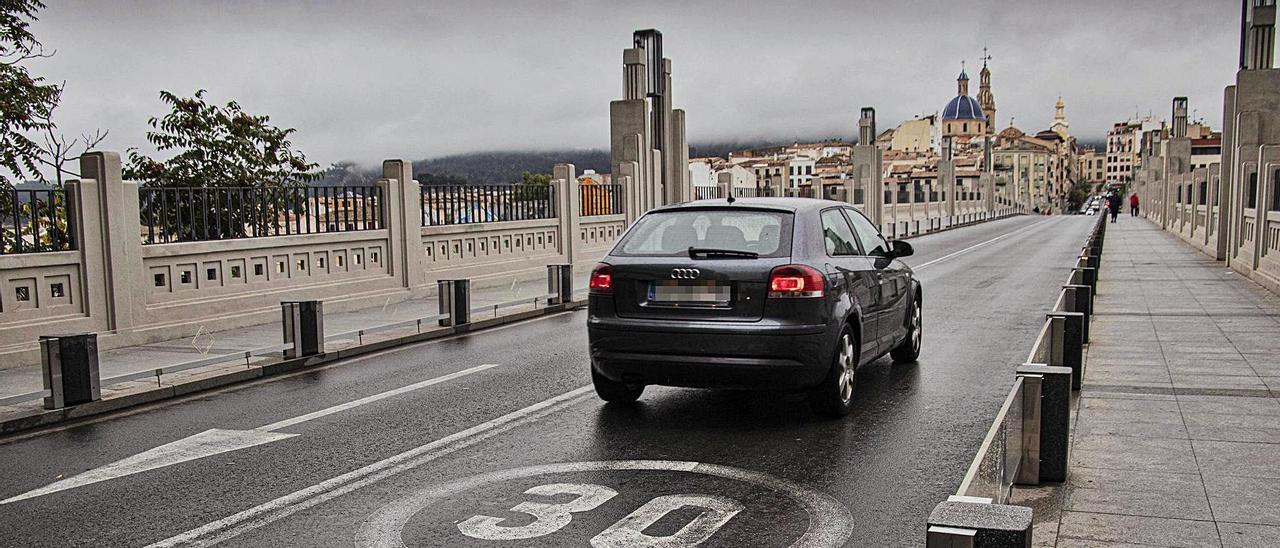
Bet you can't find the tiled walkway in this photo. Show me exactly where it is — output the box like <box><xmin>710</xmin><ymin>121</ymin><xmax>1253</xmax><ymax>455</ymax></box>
<box><xmin>1050</xmin><ymin>216</ymin><xmax>1280</xmax><ymax>547</ymax></box>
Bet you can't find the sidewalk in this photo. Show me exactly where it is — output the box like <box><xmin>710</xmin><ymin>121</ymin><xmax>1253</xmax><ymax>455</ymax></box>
<box><xmin>0</xmin><ymin>268</ymin><xmax>590</xmax><ymax>402</ymax></box>
<box><xmin>1046</xmin><ymin>216</ymin><xmax>1280</xmax><ymax>546</ymax></box>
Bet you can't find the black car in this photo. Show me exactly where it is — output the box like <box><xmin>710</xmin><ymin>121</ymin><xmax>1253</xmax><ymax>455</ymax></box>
<box><xmin>587</xmin><ymin>197</ymin><xmax>923</xmax><ymax>417</ymax></box>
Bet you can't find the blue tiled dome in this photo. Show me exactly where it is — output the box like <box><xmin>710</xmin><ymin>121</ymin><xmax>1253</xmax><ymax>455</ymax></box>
<box><xmin>942</xmin><ymin>95</ymin><xmax>985</xmax><ymax>121</ymax></box>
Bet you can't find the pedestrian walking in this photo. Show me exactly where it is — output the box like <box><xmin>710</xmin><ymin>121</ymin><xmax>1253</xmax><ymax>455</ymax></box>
<box><xmin>1107</xmin><ymin>191</ymin><xmax>1121</xmax><ymax>223</ymax></box>
<box><xmin>1130</xmin><ymin>192</ymin><xmax>1140</xmax><ymax>217</ymax></box>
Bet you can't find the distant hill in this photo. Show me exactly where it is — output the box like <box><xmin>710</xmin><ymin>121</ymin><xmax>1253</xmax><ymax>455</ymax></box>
<box><xmin>315</xmin><ymin>138</ymin><xmax>844</xmax><ymax>187</ymax></box>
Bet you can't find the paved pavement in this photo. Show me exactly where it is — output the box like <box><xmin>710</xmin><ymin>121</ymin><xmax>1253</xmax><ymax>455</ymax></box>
<box><xmin>1039</xmin><ymin>216</ymin><xmax>1280</xmax><ymax>547</ymax></box>
<box><xmin>0</xmin><ymin>214</ymin><xmax>1094</xmax><ymax>547</ymax></box>
<box><xmin>0</xmin><ymin>268</ymin><xmax>592</xmax><ymax>402</ymax></box>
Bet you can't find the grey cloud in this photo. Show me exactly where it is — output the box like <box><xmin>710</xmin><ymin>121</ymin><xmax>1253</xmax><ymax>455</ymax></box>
<box><xmin>26</xmin><ymin>0</ymin><xmax>1241</xmax><ymax>168</ymax></box>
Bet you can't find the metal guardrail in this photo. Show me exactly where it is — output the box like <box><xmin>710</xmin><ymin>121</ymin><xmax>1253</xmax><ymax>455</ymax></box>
<box><xmin>943</xmin><ymin>213</ymin><xmax>1105</xmax><ymax>522</ymax></box>
<box><xmin>692</xmin><ymin>186</ymin><xmax>720</xmax><ymax>200</ymax></box>
<box><xmin>98</xmin><ymin>342</ymin><xmax>294</xmax><ymax>387</ymax></box>
<box><xmin>0</xmin><ymin>186</ymin><xmax>74</xmax><ymax>254</ymax></box>
<box><xmin>420</xmin><ymin>183</ymin><xmax>556</xmax><ymax>227</ymax></box>
<box><xmin>329</xmin><ymin>313</ymin><xmax>450</xmax><ymax>345</ymax></box>
<box><xmin>0</xmin><ymin>389</ymin><xmax>51</xmax><ymax>407</ymax></box>
<box><xmin>469</xmin><ymin>293</ymin><xmax>559</xmax><ymax>317</ymax></box>
<box><xmin>8</xmin><ymin>265</ymin><xmax>587</xmax><ymax>409</ymax></box>
<box><xmin>580</xmin><ymin>184</ymin><xmax>624</xmax><ymax>216</ymax></box>
<box><xmin>140</xmin><ymin>185</ymin><xmax>383</xmax><ymax>245</ymax></box>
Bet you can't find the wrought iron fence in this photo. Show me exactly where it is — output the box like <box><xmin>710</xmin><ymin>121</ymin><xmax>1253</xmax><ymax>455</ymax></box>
<box><xmin>693</xmin><ymin>186</ymin><xmax>720</xmax><ymax>200</ymax></box>
<box><xmin>421</xmin><ymin>184</ymin><xmax>555</xmax><ymax>226</ymax></box>
<box><xmin>580</xmin><ymin>184</ymin><xmax>623</xmax><ymax>216</ymax></box>
<box><xmin>140</xmin><ymin>185</ymin><xmax>383</xmax><ymax>245</ymax></box>
<box><xmin>0</xmin><ymin>187</ymin><xmax>75</xmax><ymax>254</ymax></box>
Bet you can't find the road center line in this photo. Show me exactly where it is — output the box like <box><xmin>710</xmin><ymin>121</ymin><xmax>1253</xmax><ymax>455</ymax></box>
<box><xmin>145</xmin><ymin>385</ymin><xmax>596</xmax><ymax>548</ymax></box>
<box><xmin>911</xmin><ymin>217</ymin><xmax>1061</xmax><ymax>271</ymax></box>
<box><xmin>257</xmin><ymin>363</ymin><xmax>500</xmax><ymax>432</ymax></box>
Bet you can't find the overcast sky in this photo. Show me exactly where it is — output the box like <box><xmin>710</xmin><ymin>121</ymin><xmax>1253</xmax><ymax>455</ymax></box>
<box><xmin>26</xmin><ymin>0</ymin><xmax>1243</xmax><ymax>167</ymax></box>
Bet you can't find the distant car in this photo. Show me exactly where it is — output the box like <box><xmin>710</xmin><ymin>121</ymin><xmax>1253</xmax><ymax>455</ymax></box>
<box><xmin>587</xmin><ymin>198</ymin><xmax>922</xmax><ymax>417</ymax></box>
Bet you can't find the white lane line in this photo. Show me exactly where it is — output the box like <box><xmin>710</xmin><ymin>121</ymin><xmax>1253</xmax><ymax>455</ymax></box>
<box><xmin>912</xmin><ymin>217</ymin><xmax>1061</xmax><ymax>271</ymax></box>
<box><xmin>0</xmin><ymin>363</ymin><xmax>501</xmax><ymax>505</ymax></box>
<box><xmin>1</xmin><ymin>309</ymin><xmax>581</xmax><ymax>446</ymax></box>
<box><xmin>145</xmin><ymin>385</ymin><xmax>596</xmax><ymax>548</ymax></box>
<box><xmin>256</xmin><ymin>363</ymin><xmax>500</xmax><ymax>432</ymax></box>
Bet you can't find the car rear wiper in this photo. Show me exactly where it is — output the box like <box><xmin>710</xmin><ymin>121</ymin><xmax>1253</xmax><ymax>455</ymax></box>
<box><xmin>688</xmin><ymin>247</ymin><xmax>759</xmax><ymax>259</ymax></box>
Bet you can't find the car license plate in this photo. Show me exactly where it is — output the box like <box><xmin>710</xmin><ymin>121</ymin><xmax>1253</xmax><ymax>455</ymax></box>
<box><xmin>648</xmin><ymin>281</ymin><xmax>731</xmax><ymax>304</ymax></box>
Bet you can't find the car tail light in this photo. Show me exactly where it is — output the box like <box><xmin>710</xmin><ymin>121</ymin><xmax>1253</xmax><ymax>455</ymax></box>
<box><xmin>768</xmin><ymin>265</ymin><xmax>824</xmax><ymax>298</ymax></box>
<box><xmin>589</xmin><ymin>263</ymin><xmax>613</xmax><ymax>293</ymax></box>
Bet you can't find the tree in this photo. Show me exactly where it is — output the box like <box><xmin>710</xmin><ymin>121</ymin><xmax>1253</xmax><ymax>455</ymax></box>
<box><xmin>35</xmin><ymin>85</ymin><xmax>108</xmax><ymax>186</ymax></box>
<box><xmin>124</xmin><ymin>90</ymin><xmax>320</xmax><ymax>188</ymax></box>
<box><xmin>514</xmin><ymin>170</ymin><xmax>551</xmax><ymax>202</ymax></box>
<box><xmin>125</xmin><ymin>90</ymin><xmax>321</xmax><ymax>242</ymax></box>
<box><xmin>0</xmin><ymin>0</ymin><xmax>58</xmax><ymax>186</ymax></box>
<box><xmin>518</xmin><ymin>171</ymin><xmax>551</xmax><ymax>186</ymax></box>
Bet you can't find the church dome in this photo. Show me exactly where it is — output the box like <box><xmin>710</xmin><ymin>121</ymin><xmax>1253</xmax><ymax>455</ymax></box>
<box><xmin>942</xmin><ymin>95</ymin><xmax>986</xmax><ymax>121</ymax></box>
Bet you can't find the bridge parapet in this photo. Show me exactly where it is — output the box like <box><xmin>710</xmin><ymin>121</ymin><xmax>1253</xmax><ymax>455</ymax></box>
<box><xmin>0</xmin><ymin>153</ymin><xmax>627</xmax><ymax>367</ymax></box>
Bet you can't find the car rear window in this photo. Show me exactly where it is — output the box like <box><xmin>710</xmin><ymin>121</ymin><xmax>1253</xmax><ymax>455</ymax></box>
<box><xmin>614</xmin><ymin>209</ymin><xmax>793</xmax><ymax>257</ymax></box>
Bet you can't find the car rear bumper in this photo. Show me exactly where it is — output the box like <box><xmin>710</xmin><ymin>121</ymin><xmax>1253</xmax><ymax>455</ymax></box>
<box><xmin>587</xmin><ymin>319</ymin><xmax>833</xmax><ymax>390</ymax></box>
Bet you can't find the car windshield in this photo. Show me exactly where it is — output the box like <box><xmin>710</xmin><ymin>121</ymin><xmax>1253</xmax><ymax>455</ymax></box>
<box><xmin>614</xmin><ymin>209</ymin><xmax>793</xmax><ymax>257</ymax></box>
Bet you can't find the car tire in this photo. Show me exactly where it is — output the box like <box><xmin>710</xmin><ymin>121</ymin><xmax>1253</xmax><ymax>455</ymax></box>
<box><xmin>809</xmin><ymin>326</ymin><xmax>857</xmax><ymax>418</ymax></box>
<box><xmin>591</xmin><ymin>366</ymin><xmax>644</xmax><ymax>403</ymax></box>
<box><xmin>891</xmin><ymin>297</ymin><xmax>922</xmax><ymax>364</ymax></box>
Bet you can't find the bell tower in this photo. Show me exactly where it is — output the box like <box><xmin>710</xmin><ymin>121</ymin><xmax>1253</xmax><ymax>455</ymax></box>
<box><xmin>976</xmin><ymin>48</ymin><xmax>997</xmax><ymax>135</ymax></box>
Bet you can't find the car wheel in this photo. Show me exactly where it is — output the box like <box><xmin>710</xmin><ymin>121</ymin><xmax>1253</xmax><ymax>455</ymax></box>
<box><xmin>809</xmin><ymin>326</ymin><xmax>857</xmax><ymax>418</ymax></box>
<box><xmin>591</xmin><ymin>365</ymin><xmax>644</xmax><ymax>403</ymax></box>
<box><xmin>891</xmin><ymin>297</ymin><xmax>922</xmax><ymax>363</ymax></box>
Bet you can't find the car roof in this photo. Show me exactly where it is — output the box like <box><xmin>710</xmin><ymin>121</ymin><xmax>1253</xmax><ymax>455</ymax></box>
<box><xmin>649</xmin><ymin>197</ymin><xmax>845</xmax><ymax>214</ymax></box>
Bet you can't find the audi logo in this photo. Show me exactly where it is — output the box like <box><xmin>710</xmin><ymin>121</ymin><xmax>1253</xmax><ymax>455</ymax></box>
<box><xmin>670</xmin><ymin>268</ymin><xmax>701</xmax><ymax>279</ymax></box>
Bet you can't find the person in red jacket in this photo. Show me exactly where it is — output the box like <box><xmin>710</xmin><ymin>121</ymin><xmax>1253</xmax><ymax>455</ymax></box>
<box><xmin>1130</xmin><ymin>193</ymin><xmax>1140</xmax><ymax>217</ymax></box>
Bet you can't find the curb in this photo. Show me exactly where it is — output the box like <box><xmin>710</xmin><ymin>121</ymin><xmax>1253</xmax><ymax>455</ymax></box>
<box><xmin>0</xmin><ymin>301</ymin><xmax>586</xmax><ymax>438</ymax></box>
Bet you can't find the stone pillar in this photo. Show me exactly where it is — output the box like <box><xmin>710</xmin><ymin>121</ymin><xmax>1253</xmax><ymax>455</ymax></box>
<box><xmin>1243</xmin><ymin>0</ymin><xmax>1276</xmax><ymax>70</ymax></box>
<box><xmin>852</xmin><ymin>107</ymin><xmax>884</xmax><ymax>225</ymax></box>
<box><xmin>672</xmin><ymin>109</ymin><xmax>690</xmax><ymax>204</ymax></box>
<box><xmin>1165</xmin><ymin>136</ymin><xmax>1192</xmax><ymax>231</ymax></box>
<box><xmin>940</xmin><ymin>137</ymin><xmax>957</xmax><ymax>224</ymax></box>
<box><xmin>611</xmin><ymin>32</ymin><xmax>689</xmax><ymax>216</ymax></box>
<box><xmin>927</xmin><ymin>500</ymin><xmax>1032</xmax><ymax>547</ymax></box>
<box><xmin>1017</xmin><ymin>364</ymin><xmax>1073</xmax><ymax>483</ymax></box>
<box><xmin>78</xmin><ymin>152</ymin><xmax>140</xmax><ymax>333</ymax></box>
<box><xmin>382</xmin><ymin>159</ymin><xmax>426</xmax><ymax>289</ymax></box>
<box><xmin>716</xmin><ymin>171</ymin><xmax>732</xmax><ymax>199</ymax></box>
<box><xmin>553</xmin><ymin>163</ymin><xmax>578</xmax><ymax>263</ymax></box>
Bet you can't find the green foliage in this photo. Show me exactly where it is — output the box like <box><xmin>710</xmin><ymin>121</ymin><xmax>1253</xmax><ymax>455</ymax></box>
<box><xmin>514</xmin><ymin>170</ymin><xmax>551</xmax><ymax>201</ymax></box>
<box><xmin>1067</xmin><ymin>183</ymin><xmax>1091</xmax><ymax>210</ymax></box>
<box><xmin>519</xmin><ymin>171</ymin><xmax>551</xmax><ymax>186</ymax></box>
<box><xmin>0</xmin><ymin>0</ymin><xmax>58</xmax><ymax>186</ymax></box>
<box><xmin>124</xmin><ymin>90</ymin><xmax>320</xmax><ymax>188</ymax></box>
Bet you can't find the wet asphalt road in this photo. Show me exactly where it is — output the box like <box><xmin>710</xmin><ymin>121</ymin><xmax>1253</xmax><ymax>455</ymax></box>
<box><xmin>0</xmin><ymin>214</ymin><xmax>1092</xmax><ymax>548</ymax></box>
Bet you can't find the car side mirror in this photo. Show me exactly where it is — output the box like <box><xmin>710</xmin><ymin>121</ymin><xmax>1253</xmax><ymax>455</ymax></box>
<box><xmin>890</xmin><ymin>240</ymin><xmax>914</xmax><ymax>258</ymax></box>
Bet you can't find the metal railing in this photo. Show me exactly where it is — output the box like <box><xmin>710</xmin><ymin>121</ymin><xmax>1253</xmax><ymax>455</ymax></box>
<box><xmin>8</xmin><ymin>264</ymin><xmax>587</xmax><ymax>408</ymax></box>
<box><xmin>951</xmin><ymin>214</ymin><xmax>1105</xmax><ymax>505</ymax></box>
<box><xmin>0</xmin><ymin>187</ymin><xmax>74</xmax><ymax>254</ymax></box>
<box><xmin>421</xmin><ymin>184</ymin><xmax>556</xmax><ymax>226</ymax></box>
<box><xmin>580</xmin><ymin>184</ymin><xmax>624</xmax><ymax>216</ymax></box>
<box><xmin>693</xmin><ymin>185</ymin><xmax>720</xmax><ymax>200</ymax></box>
<box><xmin>140</xmin><ymin>185</ymin><xmax>382</xmax><ymax>245</ymax></box>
